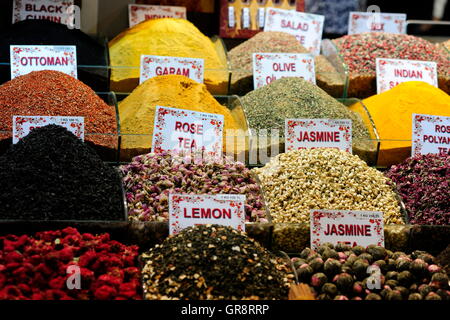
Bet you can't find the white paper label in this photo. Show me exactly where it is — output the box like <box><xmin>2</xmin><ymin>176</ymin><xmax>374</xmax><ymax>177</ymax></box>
<box><xmin>128</xmin><ymin>4</ymin><xmax>186</xmax><ymax>27</ymax></box>
<box><xmin>140</xmin><ymin>55</ymin><xmax>204</xmax><ymax>84</ymax></box>
<box><xmin>151</xmin><ymin>106</ymin><xmax>223</xmax><ymax>158</ymax></box>
<box><xmin>12</xmin><ymin>0</ymin><xmax>76</xmax><ymax>27</ymax></box>
<box><xmin>257</xmin><ymin>8</ymin><xmax>265</xmax><ymax>28</ymax></box>
<box><xmin>12</xmin><ymin>115</ymin><xmax>84</xmax><ymax>144</ymax></box>
<box><xmin>310</xmin><ymin>210</ymin><xmax>384</xmax><ymax>250</ymax></box>
<box><xmin>348</xmin><ymin>12</ymin><xmax>406</xmax><ymax>35</ymax></box>
<box><xmin>10</xmin><ymin>45</ymin><xmax>77</xmax><ymax>79</ymax></box>
<box><xmin>264</xmin><ymin>7</ymin><xmax>324</xmax><ymax>56</ymax></box>
<box><xmin>169</xmin><ymin>194</ymin><xmax>246</xmax><ymax>235</ymax></box>
<box><xmin>228</xmin><ymin>6</ymin><xmax>235</xmax><ymax>28</ymax></box>
<box><xmin>285</xmin><ymin>119</ymin><xmax>352</xmax><ymax>153</ymax></box>
<box><xmin>252</xmin><ymin>53</ymin><xmax>315</xmax><ymax>89</ymax></box>
<box><xmin>242</xmin><ymin>7</ymin><xmax>250</xmax><ymax>29</ymax></box>
<box><xmin>412</xmin><ymin>114</ymin><xmax>450</xmax><ymax>156</ymax></box>
<box><xmin>376</xmin><ymin>58</ymin><xmax>438</xmax><ymax>94</ymax></box>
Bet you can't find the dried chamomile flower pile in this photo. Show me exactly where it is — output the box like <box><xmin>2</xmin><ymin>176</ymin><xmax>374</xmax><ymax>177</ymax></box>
<box><xmin>121</xmin><ymin>152</ymin><xmax>268</xmax><ymax>222</ymax></box>
<box><xmin>253</xmin><ymin>149</ymin><xmax>404</xmax><ymax>225</ymax></box>
<box><xmin>141</xmin><ymin>224</ymin><xmax>293</xmax><ymax>300</ymax></box>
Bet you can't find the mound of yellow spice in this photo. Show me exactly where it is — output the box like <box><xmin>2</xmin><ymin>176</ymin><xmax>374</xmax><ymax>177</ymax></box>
<box><xmin>109</xmin><ymin>18</ymin><xmax>228</xmax><ymax>94</ymax></box>
<box><xmin>119</xmin><ymin>75</ymin><xmax>245</xmax><ymax>160</ymax></box>
<box><xmin>351</xmin><ymin>82</ymin><xmax>450</xmax><ymax>167</ymax></box>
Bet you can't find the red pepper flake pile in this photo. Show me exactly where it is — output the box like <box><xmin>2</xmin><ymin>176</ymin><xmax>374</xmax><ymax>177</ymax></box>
<box><xmin>0</xmin><ymin>70</ymin><xmax>117</xmax><ymax>151</ymax></box>
<box><xmin>385</xmin><ymin>154</ymin><xmax>449</xmax><ymax>226</ymax></box>
<box><xmin>332</xmin><ymin>33</ymin><xmax>450</xmax><ymax>97</ymax></box>
<box><xmin>0</xmin><ymin>227</ymin><xmax>141</xmax><ymax>300</ymax></box>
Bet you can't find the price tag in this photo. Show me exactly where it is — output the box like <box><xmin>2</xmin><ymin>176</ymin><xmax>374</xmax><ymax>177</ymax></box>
<box><xmin>12</xmin><ymin>0</ymin><xmax>76</xmax><ymax>26</ymax></box>
<box><xmin>151</xmin><ymin>106</ymin><xmax>223</xmax><ymax>158</ymax></box>
<box><xmin>310</xmin><ymin>210</ymin><xmax>384</xmax><ymax>250</ymax></box>
<box><xmin>10</xmin><ymin>45</ymin><xmax>77</xmax><ymax>79</ymax></box>
<box><xmin>140</xmin><ymin>55</ymin><xmax>204</xmax><ymax>84</ymax></box>
<box><xmin>264</xmin><ymin>7</ymin><xmax>324</xmax><ymax>56</ymax></box>
<box><xmin>285</xmin><ymin>119</ymin><xmax>352</xmax><ymax>153</ymax></box>
<box><xmin>128</xmin><ymin>4</ymin><xmax>186</xmax><ymax>27</ymax></box>
<box><xmin>348</xmin><ymin>12</ymin><xmax>406</xmax><ymax>35</ymax></box>
<box><xmin>12</xmin><ymin>115</ymin><xmax>84</xmax><ymax>144</ymax></box>
<box><xmin>169</xmin><ymin>194</ymin><xmax>246</xmax><ymax>235</ymax></box>
<box><xmin>412</xmin><ymin>114</ymin><xmax>450</xmax><ymax>156</ymax></box>
<box><xmin>376</xmin><ymin>58</ymin><xmax>437</xmax><ymax>94</ymax></box>
<box><xmin>252</xmin><ymin>53</ymin><xmax>315</xmax><ymax>89</ymax></box>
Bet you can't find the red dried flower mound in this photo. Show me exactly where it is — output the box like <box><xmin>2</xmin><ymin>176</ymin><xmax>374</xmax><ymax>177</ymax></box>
<box><xmin>386</xmin><ymin>154</ymin><xmax>449</xmax><ymax>225</ymax></box>
<box><xmin>0</xmin><ymin>227</ymin><xmax>141</xmax><ymax>300</ymax></box>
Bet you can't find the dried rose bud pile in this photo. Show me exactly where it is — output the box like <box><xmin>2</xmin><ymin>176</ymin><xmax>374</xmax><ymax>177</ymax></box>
<box><xmin>385</xmin><ymin>154</ymin><xmax>449</xmax><ymax>225</ymax></box>
<box><xmin>0</xmin><ymin>227</ymin><xmax>141</xmax><ymax>300</ymax></box>
<box><xmin>291</xmin><ymin>243</ymin><xmax>449</xmax><ymax>300</ymax></box>
<box><xmin>141</xmin><ymin>224</ymin><xmax>293</xmax><ymax>300</ymax></box>
<box><xmin>121</xmin><ymin>152</ymin><xmax>268</xmax><ymax>222</ymax></box>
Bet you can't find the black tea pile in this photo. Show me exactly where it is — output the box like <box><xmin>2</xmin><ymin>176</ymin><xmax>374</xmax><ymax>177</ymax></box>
<box><xmin>0</xmin><ymin>125</ymin><xmax>124</xmax><ymax>221</ymax></box>
<box><xmin>141</xmin><ymin>224</ymin><xmax>292</xmax><ymax>300</ymax></box>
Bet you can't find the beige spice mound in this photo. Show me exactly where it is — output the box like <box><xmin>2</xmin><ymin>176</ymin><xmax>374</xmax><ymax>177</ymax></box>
<box><xmin>253</xmin><ymin>149</ymin><xmax>405</xmax><ymax>225</ymax></box>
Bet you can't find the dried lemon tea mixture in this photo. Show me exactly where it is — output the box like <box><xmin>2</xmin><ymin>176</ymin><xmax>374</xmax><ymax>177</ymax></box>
<box><xmin>253</xmin><ymin>149</ymin><xmax>405</xmax><ymax>225</ymax></box>
<box><xmin>141</xmin><ymin>224</ymin><xmax>293</xmax><ymax>300</ymax></box>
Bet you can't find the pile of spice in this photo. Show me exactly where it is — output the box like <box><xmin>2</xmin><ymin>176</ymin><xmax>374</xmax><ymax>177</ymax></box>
<box><xmin>332</xmin><ymin>33</ymin><xmax>450</xmax><ymax>97</ymax></box>
<box><xmin>350</xmin><ymin>81</ymin><xmax>450</xmax><ymax>167</ymax></box>
<box><xmin>121</xmin><ymin>152</ymin><xmax>267</xmax><ymax>222</ymax></box>
<box><xmin>141</xmin><ymin>224</ymin><xmax>292</xmax><ymax>300</ymax></box>
<box><xmin>240</xmin><ymin>77</ymin><xmax>376</xmax><ymax>161</ymax></box>
<box><xmin>0</xmin><ymin>125</ymin><xmax>124</xmax><ymax>221</ymax></box>
<box><xmin>109</xmin><ymin>18</ymin><xmax>228</xmax><ymax>94</ymax></box>
<box><xmin>442</xmin><ymin>40</ymin><xmax>450</xmax><ymax>52</ymax></box>
<box><xmin>385</xmin><ymin>153</ymin><xmax>449</xmax><ymax>226</ymax></box>
<box><xmin>229</xmin><ymin>31</ymin><xmax>345</xmax><ymax>96</ymax></box>
<box><xmin>0</xmin><ymin>70</ymin><xmax>118</xmax><ymax>157</ymax></box>
<box><xmin>290</xmin><ymin>243</ymin><xmax>449</xmax><ymax>300</ymax></box>
<box><xmin>0</xmin><ymin>20</ymin><xmax>109</xmax><ymax>91</ymax></box>
<box><xmin>0</xmin><ymin>227</ymin><xmax>141</xmax><ymax>300</ymax></box>
<box><xmin>118</xmin><ymin>75</ymin><xmax>245</xmax><ymax>159</ymax></box>
<box><xmin>253</xmin><ymin>149</ymin><xmax>404</xmax><ymax>225</ymax></box>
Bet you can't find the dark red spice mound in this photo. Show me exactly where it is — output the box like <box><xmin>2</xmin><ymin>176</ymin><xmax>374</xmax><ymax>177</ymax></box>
<box><xmin>0</xmin><ymin>227</ymin><xmax>141</xmax><ymax>300</ymax></box>
<box><xmin>385</xmin><ymin>154</ymin><xmax>449</xmax><ymax>225</ymax></box>
<box><xmin>0</xmin><ymin>70</ymin><xmax>117</xmax><ymax>150</ymax></box>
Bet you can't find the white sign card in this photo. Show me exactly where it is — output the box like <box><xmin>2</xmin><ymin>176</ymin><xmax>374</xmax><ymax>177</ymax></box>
<box><xmin>310</xmin><ymin>210</ymin><xmax>385</xmax><ymax>250</ymax></box>
<box><xmin>140</xmin><ymin>55</ymin><xmax>204</xmax><ymax>84</ymax></box>
<box><xmin>12</xmin><ymin>0</ymin><xmax>77</xmax><ymax>27</ymax></box>
<box><xmin>264</xmin><ymin>7</ymin><xmax>324</xmax><ymax>56</ymax></box>
<box><xmin>412</xmin><ymin>114</ymin><xmax>450</xmax><ymax>156</ymax></box>
<box><xmin>169</xmin><ymin>194</ymin><xmax>246</xmax><ymax>235</ymax></box>
<box><xmin>128</xmin><ymin>4</ymin><xmax>186</xmax><ymax>27</ymax></box>
<box><xmin>348</xmin><ymin>12</ymin><xmax>407</xmax><ymax>35</ymax></box>
<box><xmin>285</xmin><ymin>119</ymin><xmax>352</xmax><ymax>153</ymax></box>
<box><xmin>252</xmin><ymin>53</ymin><xmax>315</xmax><ymax>89</ymax></box>
<box><xmin>10</xmin><ymin>45</ymin><xmax>77</xmax><ymax>79</ymax></box>
<box><xmin>12</xmin><ymin>115</ymin><xmax>84</xmax><ymax>143</ymax></box>
<box><xmin>376</xmin><ymin>58</ymin><xmax>438</xmax><ymax>94</ymax></box>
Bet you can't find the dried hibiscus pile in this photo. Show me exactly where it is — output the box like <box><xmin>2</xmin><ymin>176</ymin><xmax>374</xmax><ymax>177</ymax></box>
<box><xmin>0</xmin><ymin>227</ymin><xmax>141</xmax><ymax>300</ymax></box>
<box><xmin>385</xmin><ymin>154</ymin><xmax>449</xmax><ymax>225</ymax></box>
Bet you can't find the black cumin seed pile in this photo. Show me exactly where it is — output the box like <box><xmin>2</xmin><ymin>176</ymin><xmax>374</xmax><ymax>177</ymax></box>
<box><xmin>0</xmin><ymin>125</ymin><xmax>124</xmax><ymax>221</ymax></box>
<box><xmin>141</xmin><ymin>224</ymin><xmax>292</xmax><ymax>300</ymax></box>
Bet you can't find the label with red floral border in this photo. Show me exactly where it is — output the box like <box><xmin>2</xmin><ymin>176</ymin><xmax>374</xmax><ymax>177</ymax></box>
<box><xmin>151</xmin><ymin>106</ymin><xmax>223</xmax><ymax>158</ymax></box>
<box><xmin>169</xmin><ymin>194</ymin><xmax>246</xmax><ymax>235</ymax></box>
<box><xmin>285</xmin><ymin>119</ymin><xmax>352</xmax><ymax>153</ymax></box>
<box><xmin>10</xmin><ymin>45</ymin><xmax>77</xmax><ymax>79</ymax></box>
<box><xmin>252</xmin><ymin>53</ymin><xmax>315</xmax><ymax>89</ymax></box>
<box><xmin>140</xmin><ymin>55</ymin><xmax>204</xmax><ymax>84</ymax></box>
<box><xmin>13</xmin><ymin>0</ymin><xmax>75</xmax><ymax>26</ymax></box>
<box><xmin>264</xmin><ymin>8</ymin><xmax>324</xmax><ymax>55</ymax></box>
<box><xmin>348</xmin><ymin>12</ymin><xmax>406</xmax><ymax>35</ymax></box>
<box><xmin>128</xmin><ymin>4</ymin><xmax>186</xmax><ymax>27</ymax></box>
<box><xmin>412</xmin><ymin>113</ymin><xmax>450</xmax><ymax>156</ymax></box>
<box><xmin>13</xmin><ymin>115</ymin><xmax>84</xmax><ymax>144</ymax></box>
<box><xmin>310</xmin><ymin>210</ymin><xmax>384</xmax><ymax>250</ymax></box>
<box><xmin>376</xmin><ymin>58</ymin><xmax>437</xmax><ymax>94</ymax></box>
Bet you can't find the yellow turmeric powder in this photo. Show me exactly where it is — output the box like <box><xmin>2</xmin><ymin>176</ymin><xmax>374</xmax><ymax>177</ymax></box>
<box><xmin>119</xmin><ymin>75</ymin><xmax>246</xmax><ymax>160</ymax></box>
<box><xmin>350</xmin><ymin>81</ymin><xmax>450</xmax><ymax>167</ymax></box>
<box><xmin>109</xmin><ymin>18</ymin><xmax>228</xmax><ymax>94</ymax></box>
